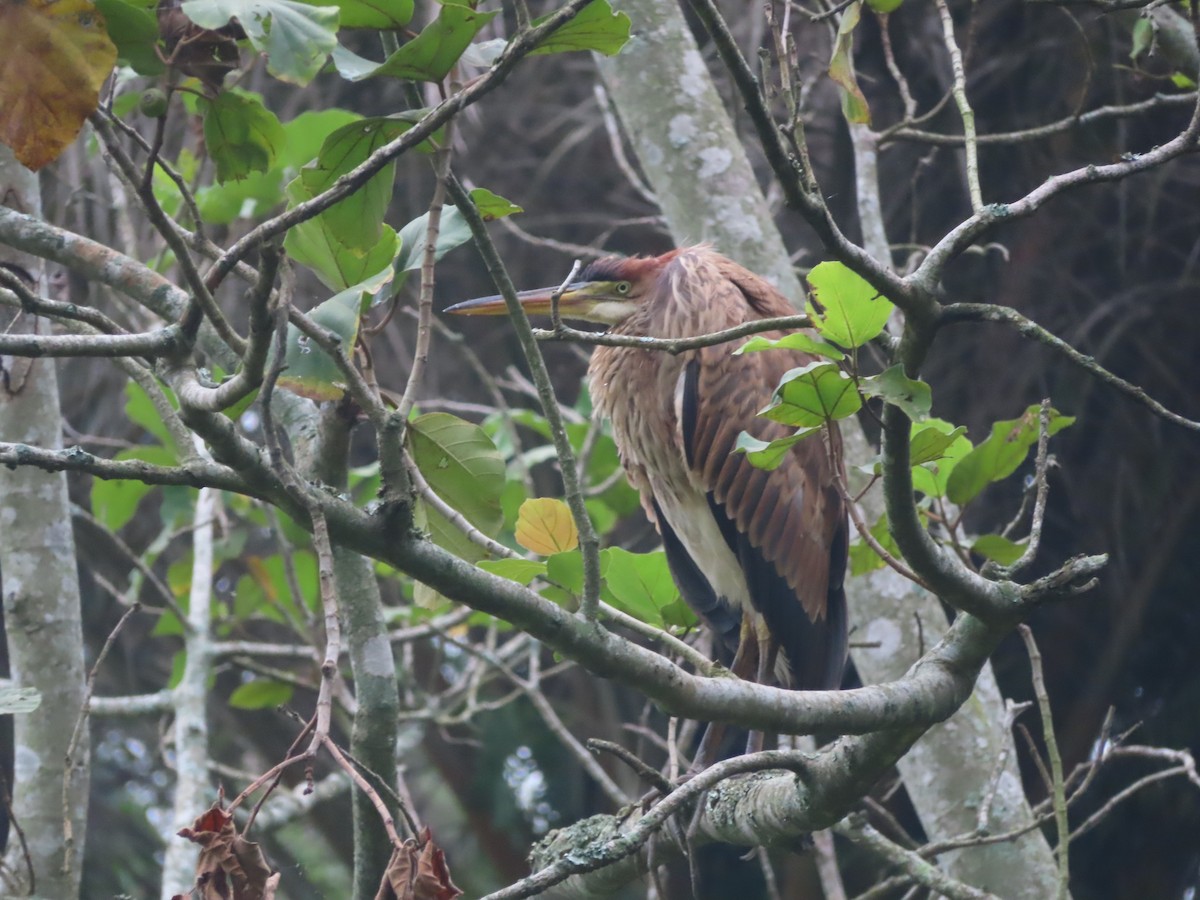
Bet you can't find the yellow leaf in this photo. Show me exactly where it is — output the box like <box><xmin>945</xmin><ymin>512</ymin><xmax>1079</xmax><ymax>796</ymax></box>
<box><xmin>0</xmin><ymin>0</ymin><xmax>117</xmax><ymax>170</ymax></box>
<box><xmin>515</xmin><ymin>498</ymin><xmax>579</xmax><ymax>556</ymax></box>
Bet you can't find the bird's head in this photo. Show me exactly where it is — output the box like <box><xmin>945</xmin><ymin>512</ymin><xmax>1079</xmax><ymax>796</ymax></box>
<box><xmin>445</xmin><ymin>251</ymin><xmax>678</xmax><ymax>326</ymax></box>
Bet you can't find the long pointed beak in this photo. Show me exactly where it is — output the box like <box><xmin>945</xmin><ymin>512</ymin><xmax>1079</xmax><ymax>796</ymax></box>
<box><xmin>444</xmin><ymin>283</ymin><xmax>593</xmax><ymax>317</ymax></box>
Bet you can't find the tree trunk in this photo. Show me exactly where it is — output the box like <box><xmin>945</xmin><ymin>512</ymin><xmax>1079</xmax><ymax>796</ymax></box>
<box><xmin>596</xmin><ymin>2</ymin><xmax>1060</xmax><ymax>895</ymax></box>
<box><xmin>0</xmin><ymin>144</ymin><xmax>89</xmax><ymax>897</ymax></box>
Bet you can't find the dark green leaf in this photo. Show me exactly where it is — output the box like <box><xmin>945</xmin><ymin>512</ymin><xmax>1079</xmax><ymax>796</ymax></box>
<box><xmin>946</xmin><ymin>406</ymin><xmax>1075</xmax><ymax>506</ymax></box>
<box><xmin>382</xmin><ymin>205</ymin><xmax>473</xmax><ymax>302</ymax></box>
<box><xmin>761</xmin><ymin>361</ymin><xmax>862</xmax><ymax>427</ymax></box>
<box><xmin>529</xmin><ymin>0</ymin><xmax>631</xmax><ymax>56</ymax></box>
<box><xmin>183</xmin><ymin>0</ymin><xmax>339</xmax><ymax>84</ymax></box>
<box><xmin>228</xmin><ymin>679</ymin><xmax>294</xmax><ymax>709</ymax></box>
<box><xmin>859</xmin><ymin>365</ymin><xmax>931</xmax><ymax>421</ymax></box>
<box><xmin>96</xmin><ymin>0</ymin><xmax>163</xmax><ymax>74</ymax></box>
<box><xmin>805</xmin><ymin>261</ymin><xmax>893</xmax><ymax>349</ymax></box>
<box><xmin>409</xmin><ymin>412</ymin><xmax>506</xmax><ymax>536</ymax></box>
<box><xmin>284</xmin><ymin>173</ymin><xmax>400</xmax><ymax>290</ymax></box>
<box><xmin>200</xmin><ymin>91</ymin><xmax>285</xmax><ymax>183</ymax></box>
<box><xmin>298</xmin><ymin>113</ymin><xmax>440</xmax><ymax>251</ymax></box>
<box><xmin>196</xmin><ymin>108</ymin><xmax>361</xmax><ymax>225</ymax></box>
<box><xmin>910</xmin><ymin>423</ymin><xmax>968</xmax><ymax>466</ymax></box>
<box><xmin>336</xmin><ymin>2</ymin><xmax>499</xmax><ymax>81</ymax></box>
<box><xmin>278</xmin><ymin>273</ymin><xmax>388</xmax><ymax>400</ymax></box>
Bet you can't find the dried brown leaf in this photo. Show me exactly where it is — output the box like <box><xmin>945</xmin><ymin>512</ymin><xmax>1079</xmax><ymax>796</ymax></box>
<box><xmin>177</xmin><ymin>802</ymin><xmax>278</xmax><ymax>900</ymax></box>
<box><xmin>374</xmin><ymin>827</ymin><xmax>462</xmax><ymax>900</ymax></box>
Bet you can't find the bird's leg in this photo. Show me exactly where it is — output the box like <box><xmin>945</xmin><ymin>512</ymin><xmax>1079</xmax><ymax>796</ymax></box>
<box><xmin>692</xmin><ymin>615</ymin><xmax>759</xmax><ymax>769</ymax></box>
<box><xmin>746</xmin><ymin>616</ymin><xmax>778</xmax><ymax>755</ymax></box>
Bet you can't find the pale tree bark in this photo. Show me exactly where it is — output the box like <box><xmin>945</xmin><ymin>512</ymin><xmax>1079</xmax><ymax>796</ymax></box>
<box><xmin>160</xmin><ymin>460</ymin><xmax>215</xmax><ymax>899</ymax></box>
<box><xmin>597</xmin><ymin>2</ymin><xmax>1059</xmax><ymax>896</ymax></box>
<box><xmin>0</xmin><ymin>144</ymin><xmax>89</xmax><ymax>897</ymax></box>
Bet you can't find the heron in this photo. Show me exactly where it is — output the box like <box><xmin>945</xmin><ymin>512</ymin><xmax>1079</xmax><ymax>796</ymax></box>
<box><xmin>447</xmin><ymin>246</ymin><xmax>848</xmax><ymax>756</ymax></box>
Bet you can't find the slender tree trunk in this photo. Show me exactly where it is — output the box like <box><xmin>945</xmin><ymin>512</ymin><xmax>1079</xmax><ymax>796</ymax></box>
<box><xmin>597</xmin><ymin>3</ymin><xmax>1060</xmax><ymax>896</ymax></box>
<box><xmin>0</xmin><ymin>144</ymin><xmax>89</xmax><ymax>897</ymax></box>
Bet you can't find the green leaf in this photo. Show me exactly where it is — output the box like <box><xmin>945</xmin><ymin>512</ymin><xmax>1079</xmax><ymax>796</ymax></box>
<box><xmin>278</xmin><ymin>274</ymin><xmax>385</xmax><ymax>400</ymax></box>
<box><xmin>946</xmin><ymin>406</ymin><xmax>1075</xmax><ymax>506</ymax></box>
<box><xmin>911</xmin><ymin>418</ymin><xmax>973</xmax><ymax>497</ymax></box>
<box><xmin>284</xmin><ymin>174</ymin><xmax>401</xmax><ymax>290</ymax></box>
<box><xmin>1130</xmin><ymin>18</ymin><xmax>1152</xmax><ymax>62</ymax></box>
<box><xmin>92</xmin><ymin>445</ymin><xmax>176</xmax><ymax>531</ymax></box>
<box><xmin>235</xmin><ymin>552</ymin><xmax>319</xmax><ymax>621</ymax></box>
<box><xmin>545</xmin><ymin>549</ymin><xmax>583</xmax><ymax>603</ymax></box>
<box><xmin>736</xmin><ymin>331</ymin><xmax>845</xmax><ymax>361</ymax></box>
<box><xmin>859</xmin><ymin>365</ymin><xmax>932</xmax><ymax>421</ymax></box>
<box><xmin>761</xmin><ymin>361</ymin><xmax>862</xmax><ymax>427</ymax></box>
<box><xmin>229</xmin><ymin>679</ymin><xmax>294</xmax><ymax>709</ymax></box>
<box><xmin>183</xmin><ymin>0</ymin><xmax>339</xmax><ymax>84</ymax></box>
<box><xmin>734</xmin><ymin>428</ymin><xmax>820</xmax><ymax>470</ymax></box>
<box><xmin>96</xmin><ymin>0</ymin><xmax>164</xmax><ymax>74</ymax></box>
<box><xmin>414</xmin><ymin>499</ymin><xmax>484</xmax><ymax>569</ymax></box>
<box><xmin>409</xmin><ymin>412</ymin><xmax>506</xmax><ymax>536</ymax></box>
<box><xmin>200</xmin><ymin>91</ymin><xmax>286</xmax><ymax>183</ymax></box>
<box><xmin>310</xmin><ymin>0</ymin><xmax>412</xmax><ymax>29</ymax></box>
<box><xmin>381</xmin><ymin>205</ymin><xmax>473</xmax><ymax>303</ymax></box>
<box><xmin>124</xmin><ymin>380</ymin><xmax>177</xmax><ymax>453</ymax></box>
<box><xmin>0</xmin><ymin>686</ymin><xmax>41</xmax><ymax>715</ymax></box>
<box><xmin>971</xmin><ymin>534</ymin><xmax>1028</xmax><ymax>566</ymax></box>
<box><xmin>866</xmin><ymin>0</ymin><xmax>903</xmax><ymax>12</ymax></box>
<box><xmin>478</xmin><ymin>558</ymin><xmax>546</xmax><ymax>585</ymax></box>
<box><xmin>601</xmin><ymin>548</ymin><xmax>690</xmax><ymax>628</ymax></box>
<box><xmin>196</xmin><ymin>108</ymin><xmax>361</xmax><ymax>225</ymax></box>
<box><xmin>805</xmin><ymin>261</ymin><xmax>893</xmax><ymax>349</ymax></box>
<box><xmin>849</xmin><ymin>512</ymin><xmax>901</xmax><ymax>576</ymax></box>
<box><xmin>529</xmin><ymin>0</ymin><xmax>631</xmax><ymax>57</ymax></box>
<box><xmin>298</xmin><ymin>113</ymin><xmax>441</xmax><ymax>251</ymax></box>
<box><xmin>910</xmin><ymin>423</ymin><xmax>967</xmax><ymax>466</ymax></box>
<box><xmin>1171</xmin><ymin>71</ymin><xmax>1198</xmax><ymax>89</ymax></box>
<box><xmin>828</xmin><ymin>1</ymin><xmax>870</xmax><ymax>125</ymax></box>
<box><xmin>469</xmin><ymin>187</ymin><xmax>523</xmax><ymax>221</ymax></box>
<box><xmin>336</xmin><ymin>2</ymin><xmax>499</xmax><ymax>81</ymax></box>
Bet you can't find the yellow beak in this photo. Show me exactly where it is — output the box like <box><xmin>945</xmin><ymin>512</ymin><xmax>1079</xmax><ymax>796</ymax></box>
<box><xmin>444</xmin><ymin>283</ymin><xmax>598</xmax><ymax>318</ymax></box>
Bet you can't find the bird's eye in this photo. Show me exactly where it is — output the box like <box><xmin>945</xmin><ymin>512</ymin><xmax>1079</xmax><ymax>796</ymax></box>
<box><xmin>615</xmin><ymin>281</ymin><xmax>631</xmax><ymax>295</ymax></box>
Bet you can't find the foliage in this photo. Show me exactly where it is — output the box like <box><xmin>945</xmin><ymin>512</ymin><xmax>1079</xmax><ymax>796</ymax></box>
<box><xmin>0</xmin><ymin>0</ymin><xmax>1196</xmax><ymax>896</ymax></box>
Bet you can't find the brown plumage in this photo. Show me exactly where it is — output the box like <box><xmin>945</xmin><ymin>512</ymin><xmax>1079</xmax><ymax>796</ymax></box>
<box><xmin>447</xmin><ymin>246</ymin><xmax>848</xmax><ymax>695</ymax></box>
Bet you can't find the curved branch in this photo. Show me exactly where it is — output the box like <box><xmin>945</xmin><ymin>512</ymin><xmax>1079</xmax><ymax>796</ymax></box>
<box><xmin>941</xmin><ymin>302</ymin><xmax>1200</xmax><ymax>432</ymax></box>
<box><xmin>907</xmin><ymin>97</ymin><xmax>1200</xmax><ymax>292</ymax></box>
<box><xmin>683</xmin><ymin>0</ymin><xmax>921</xmax><ymax>316</ymax></box>
<box><xmin>884</xmin><ymin>92</ymin><xmax>1197</xmax><ymax>146</ymax></box>
<box><xmin>0</xmin><ymin>441</ymin><xmax>253</xmax><ymax>494</ymax></box>
<box><xmin>0</xmin><ymin>326</ymin><xmax>184</xmax><ymax>358</ymax></box>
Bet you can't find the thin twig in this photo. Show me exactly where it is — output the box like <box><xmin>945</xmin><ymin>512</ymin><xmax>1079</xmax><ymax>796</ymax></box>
<box><xmin>934</xmin><ymin>0</ymin><xmax>983</xmax><ymax>211</ymax></box>
<box><xmin>1018</xmin><ymin>625</ymin><xmax>1069</xmax><ymax>898</ymax></box>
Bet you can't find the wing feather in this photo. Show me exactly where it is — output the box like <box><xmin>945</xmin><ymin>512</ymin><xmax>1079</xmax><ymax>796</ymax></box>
<box><xmin>676</xmin><ymin>265</ymin><xmax>849</xmax><ymax>688</ymax></box>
